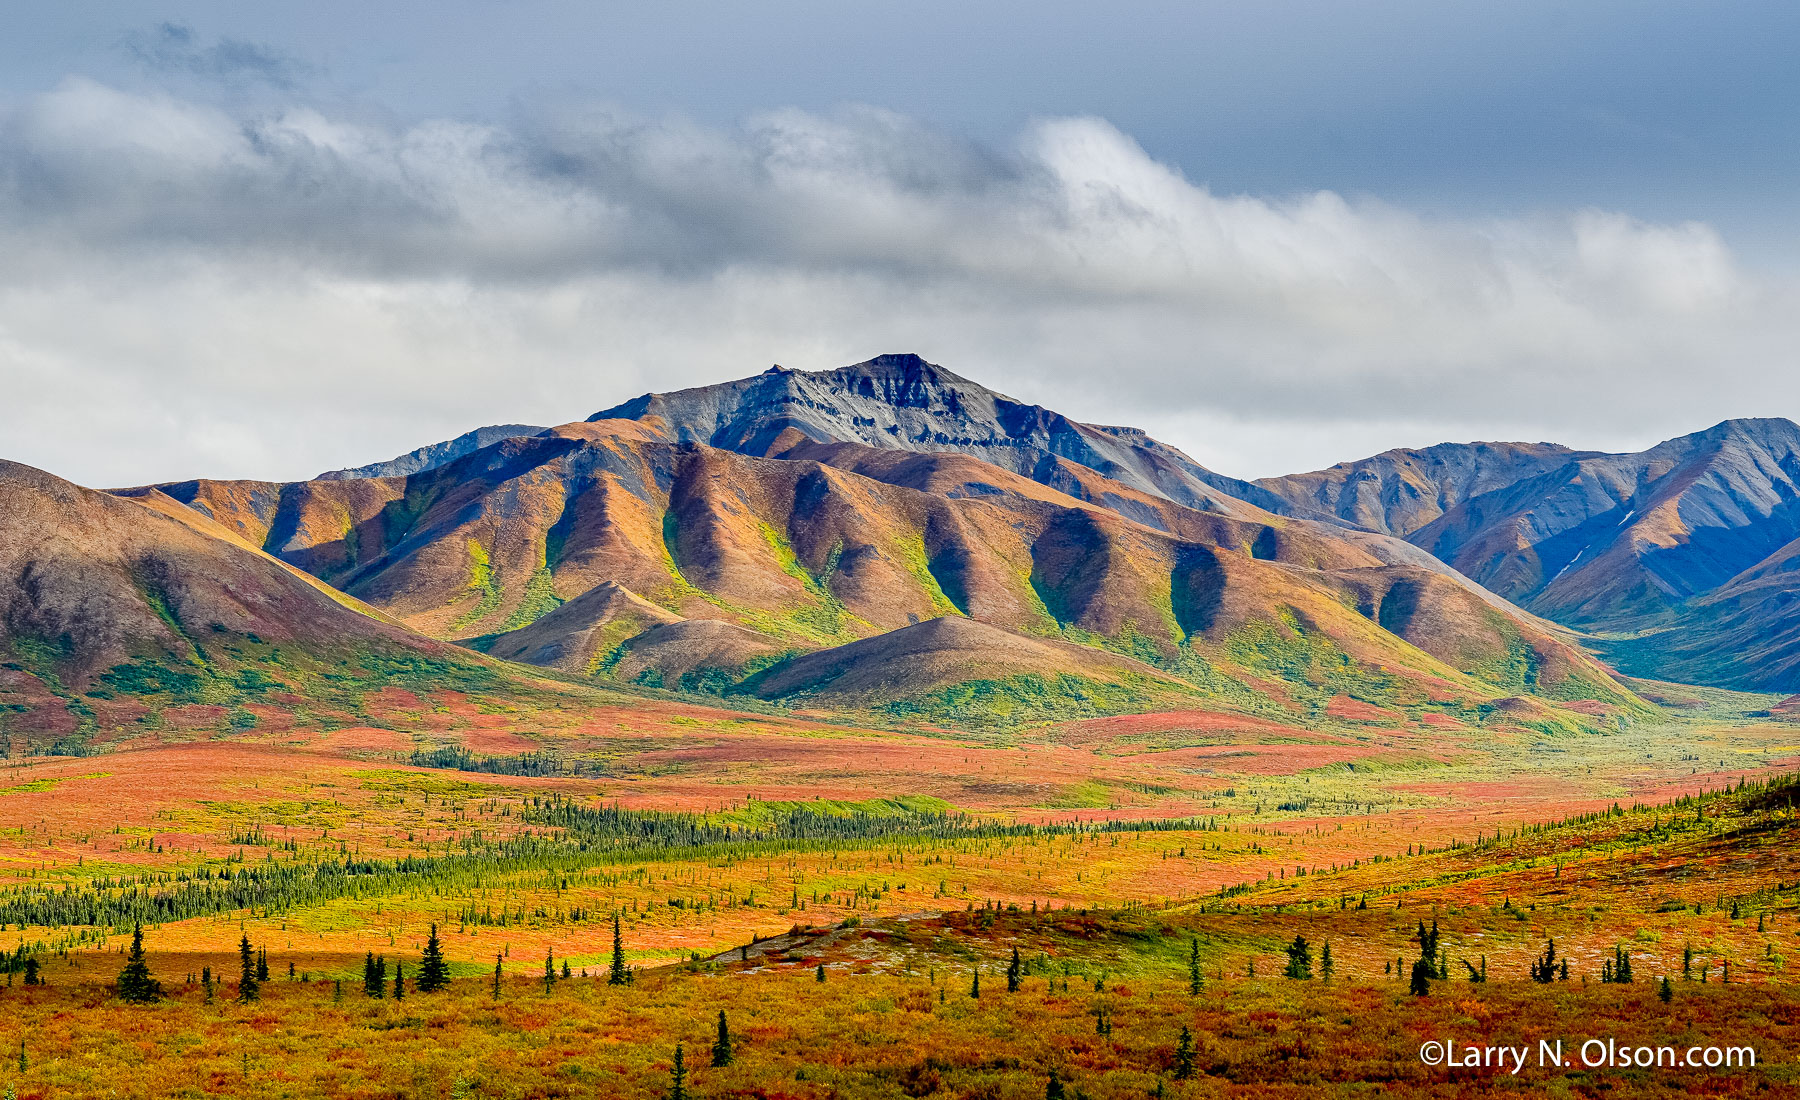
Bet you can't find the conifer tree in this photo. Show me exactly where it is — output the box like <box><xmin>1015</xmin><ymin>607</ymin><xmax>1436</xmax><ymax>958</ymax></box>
<box><xmin>970</xmin><ymin>970</ymin><xmax>980</xmax><ymax>998</ymax></box>
<box><xmin>21</xmin><ymin>958</ymin><xmax>38</xmax><ymax>986</ymax></box>
<box><xmin>117</xmin><ymin>924</ymin><xmax>163</xmax><ymax>1004</ymax></box>
<box><xmin>1320</xmin><ymin>941</ymin><xmax>1334</xmax><ymax>982</ymax></box>
<box><xmin>393</xmin><ymin>962</ymin><xmax>405</xmax><ymax>1000</ymax></box>
<box><xmin>1188</xmin><ymin>939</ymin><xmax>1202</xmax><ymax>996</ymax></box>
<box><xmin>1045</xmin><ymin>1069</ymin><xmax>1066</xmax><ymax>1100</ymax></box>
<box><xmin>1007</xmin><ymin>948</ymin><xmax>1022</xmax><ymax>993</ymax></box>
<box><xmin>1283</xmin><ymin>935</ymin><xmax>1313</xmax><ymax>980</ymax></box>
<box><xmin>816</xmin><ymin>963</ymin><xmax>826</xmax><ymax>983</ymax></box>
<box><xmin>712</xmin><ymin>1010</ymin><xmax>733</xmax><ymax>1067</ymax></box>
<box><xmin>256</xmin><ymin>948</ymin><xmax>269</xmax><ymax>983</ymax></box>
<box><xmin>667</xmin><ymin>1043</ymin><xmax>688</xmax><ymax>1100</ymax></box>
<box><xmin>417</xmin><ymin>924</ymin><xmax>450</xmax><ymax>992</ymax></box>
<box><xmin>1530</xmin><ymin>939</ymin><xmax>1559</xmax><ymax>984</ymax></box>
<box><xmin>237</xmin><ymin>935</ymin><xmax>259</xmax><ymax>1003</ymax></box>
<box><xmin>544</xmin><ymin>949</ymin><xmax>555</xmax><ymax>994</ymax></box>
<box><xmin>1409</xmin><ymin>957</ymin><xmax>1432</xmax><ymax>996</ymax></box>
<box><xmin>608</xmin><ymin>914</ymin><xmax>628</xmax><ymax>986</ymax></box>
<box><xmin>492</xmin><ymin>954</ymin><xmax>502</xmax><ymax>1001</ymax></box>
<box><xmin>1174</xmin><ymin>1026</ymin><xmax>1196</xmax><ymax>1079</ymax></box>
<box><xmin>1659</xmin><ymin>976</ymin><xmax>1674</xmax><ymax>1003</ymax></box>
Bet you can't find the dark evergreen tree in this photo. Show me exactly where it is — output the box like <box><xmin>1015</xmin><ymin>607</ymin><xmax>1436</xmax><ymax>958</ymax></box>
<box><xmin>1409</xmin><ymin>957</ymin><xmax>1432</xmax><ymax>997</ymax></box>
<box><xmin>1045</xmin><ymin>1069</ymin><xmax>1066</xmax><ymax>1100</ymax></box>
<box><xmin>255</xmin><ymin>948</ymin><xmax>269</xmax><ymax>983</ymax></box>
<box><xmin>816</xmin><ymin>963</ymin><xmax>826</xmax><ymax>983</ymax></box>
<box><xmin>493</xmin><ymin>954</ymin><xmax>502</xmax><ymax>1001</ymax></box>
<box><xmin>1320</xmin><ymin>940</ymin><xmax>1334</xmax><ymax>982</ymax></box>
<box><xmin>417</xmin><ymin>924</ymin><xmax>450</xmax><ymax>992</ymax></box>
<box><xmin>1007</xmin><ymin>948</ymin><xmax>1022</xmax><ymax>993</ymax></box>
<box><xmin>970</xmin><ymin>970</ymin><xmax>980</xmax><ymax>998</ymax></box>
<box><xmin>712</xmin><ymin>1009</ymin><xmax>733</xmax><ymax>1067</ymax></box>
<box><xmin>608</xmin><ymin>914</ymin><xmax>628</xmax><ymax>986</ymax></box>
<box><xmin>1530</xmin><ymin>939</ymin><xmax>1559</xmax><ymax>984</ymax></box>
<box><xmin>1283</xmin><ymin>935</ymin><xmax>1313</xmax><ymax>980</ymax></box>
<box><xmin>544</xmin><ymin>949</ymin><xmax>555</xmax><ymax>994</ymax></box>
<box><xmin>1188</xmin><ymin>939</ymin><xmax>1202</xmax><ymax>996</ymax></box>
<box><xmin>1174</xmin><ymin>1026</ymin><xmax>1196</xmax><ymax>1079</ymax></box>
<box><xmin>236</xmin><ymin>935</ymin><xmax>259</xmax><ymax>1003</ymax></box>
<box><xmin>1660</xmin><ymin>976</ymin><xmax>1674</xmax><ymax>1003</ymax></box>
<box><xmin>667</xmin><ymin>1043</ymin><xmax>688</xmax><ymax>1100</ymax></box>
<box><xmin>116</xmin><ymin>923</ymin><xmax>163</xmax><ymax>1004</ymax></box>
<box><xmin>393</xmin><ymin>962</ymin><xmax>404</xmax><ymax>1000</ymax></box>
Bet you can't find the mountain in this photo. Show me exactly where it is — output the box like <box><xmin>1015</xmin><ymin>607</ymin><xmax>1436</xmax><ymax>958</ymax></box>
<box><xmin>0</xmin><ymin>461</ymin><xmax>484</xmax><ymax>750</ymax></box>
<box><xmin>1256</xmin><ymin>419</ymin><xmax>1800</xmax><ymax>690</ymax></box>
<box><xmin>590</xmin><ymin>354</ymin><xmax>1304</xmax><ymax>519</ymax></box>
<box><xmin>317</xmin><ymin>424</ymin><xmax>546</xmax><ymax>481</ymax></box>
<box><xmin>147</xmin><ymin>358</ymin><xmax>1638</xmax><ymax>727</ymax></box>
<box><xmin>1253</xmin><ymin>441</ymin><xmax>1592</xmax><ymax>537</ymax></box>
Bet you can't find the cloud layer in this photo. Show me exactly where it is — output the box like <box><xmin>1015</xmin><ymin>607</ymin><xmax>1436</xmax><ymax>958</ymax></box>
<box><xmin>1</xmin><ymin>78</ymin><xmax>1794</xmax><ymax>487</ymax></box>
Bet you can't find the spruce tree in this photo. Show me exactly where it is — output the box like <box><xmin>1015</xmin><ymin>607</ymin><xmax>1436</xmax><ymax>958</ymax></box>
<box><xmin>416</xmin><ymin>924</ymin><xmax>449</xmax><ymax>992</ymax></box>
<box><xmin>237</xmin><ymin>935</ymin><xmax>259</xmax><ymax>1003</ymax></box>
<box><xmin>1409</xmin><ymin>957</ymin><xmax>1432</xmax><ymax>996</ymax></box>
<box><xmin>1174</xmin><ymin>1026</ymin><xmax>1196</xmax><ymax>1079</ymax></box>
<box><xmin>544</xmin><ymin>950</ymin><xmax>555</xmax><ymax>994</ymax></box>
<box><xmin>393</xmin><ymin>962</ymin><xmax>405</xmax><ymax>1000</ymax></box>
<box><xmin>1007</xmin><ymin>948</ymin><xmax>1022</xmax><ymax>993</ymax></box>
<box><xmin>1530</xmin><ymin>939</ymin><xmax>1558</xmax><ymax>984</ymax></box>
<box><xmin>1283</xmin><ymin>935</ymin><xmax>1313</xmax><ymax>980</ymax></box>
<box><xmin>608</xmin><ymin>914</ymin><xmax>628</xmax><ymax>986</ymax></box>
<box><xmin>1320</xmin><ymin>941</ymin><xmax>1334</xmax><ymax>982</ymax></box>
<box><xmin>970</xmin><ymin>970</ymin><xmax>980</xmax><ymax>999</ymax></box>
<box><xmin>712</xmin><ymin>1010</ymin><xmax>733</xmax><ymax>1067</ymax></box>
<box><xmin>492</xmin><ymin>954</ymin><xmax>502</xmax><ymax>1001</ymax></box>
<box><xmin>117</xmin><ymin>924</ymin><xmax>163</xmax><ymax>1004</ymax></box>
<box><xmin>1045</xmin><ymin>1069</ymin><xmax>1066</xmax><ymax>1100</ymax></box>
<box><xmin>1659</xmin><ymin>976</ymin><xmax>1674</xmax><ymax>1003</ymax></box>
<box><xmin>816</xmin><ymin>963</ymin><xmax>826</xmax><ymax>983</ymax></box>
<box><xmin>667</xmin><ymin>1043</ymin><xmax>688</xmax><ymax>1100</ymax></box>
<box><xmin>1189</xmin><ymin>939</ymin><xmax>1202</xmax><ymax>996</ymax></box>
<box><xmin>256</xmin><ymin>948</ymin><xmax>269</xmax><ymax>983</ymax></box>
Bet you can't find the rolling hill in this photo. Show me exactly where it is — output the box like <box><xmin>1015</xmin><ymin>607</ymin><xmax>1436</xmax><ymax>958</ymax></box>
<box><xmin>0</xmin><ymin>460</ymin><xmax>494</xmax><ymax>750</ymax></box>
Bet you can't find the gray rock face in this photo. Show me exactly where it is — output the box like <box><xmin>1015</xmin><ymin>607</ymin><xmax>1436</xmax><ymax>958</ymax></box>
<box><xmin>591</xmin><ymin>353</ymin><xmax>1299</xmax><ymax>519</ymax></box>
<box><xmin>316</xmin><ymin>424</ymin><xmax>547</xmax><ymax>481</ymax></box>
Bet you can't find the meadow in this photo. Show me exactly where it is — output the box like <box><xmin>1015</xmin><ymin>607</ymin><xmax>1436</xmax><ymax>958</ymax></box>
<box><xmin>0</xmin><ymin>675</ymin><xmax>1796</xmax><ymax>1097</ymax></box>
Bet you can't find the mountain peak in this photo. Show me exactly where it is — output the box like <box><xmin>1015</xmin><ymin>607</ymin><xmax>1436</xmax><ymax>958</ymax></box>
<box><xmin>587</xmin><ymin>354</ymin><xmax>1271</xmax><ymax>515</ymax></box>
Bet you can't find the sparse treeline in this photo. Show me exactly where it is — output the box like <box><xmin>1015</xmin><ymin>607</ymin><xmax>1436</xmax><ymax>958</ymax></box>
<box><xmin>406</xmin><ymin>747</ymin><xmax>607</xmax><ymax>779</ymax></box>
<box><xmin>0</xmin><ymin>801</ymin><xmax>1238</xmax><ymax>933</ymax></box>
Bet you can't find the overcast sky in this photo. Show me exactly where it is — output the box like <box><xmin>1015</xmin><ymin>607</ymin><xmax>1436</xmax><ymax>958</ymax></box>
<box><xmin>3</xmin><ymin>2</ymin><xmax>1799</xmax><ymax>487</ymax></box>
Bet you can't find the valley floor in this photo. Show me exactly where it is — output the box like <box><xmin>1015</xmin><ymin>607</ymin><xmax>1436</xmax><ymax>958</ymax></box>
<box><xmin>0</xmin><ymin>687</ymin><xmax>1796</xmax><ymax>1097</ymax></box>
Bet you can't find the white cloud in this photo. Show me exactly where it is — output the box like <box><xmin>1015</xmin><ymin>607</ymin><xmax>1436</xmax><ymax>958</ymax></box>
<box><xmin>0</xmin><ymin>79</ymin><xmax>1796</xmax><ymax>487</ymax></box>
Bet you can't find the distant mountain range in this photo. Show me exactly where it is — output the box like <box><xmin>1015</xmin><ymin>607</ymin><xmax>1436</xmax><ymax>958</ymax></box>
<box><xmin>1254</xmin><ymin>418</ymin><xmax>1800</xmax><ymax>688</ymax></box>
<box><xmin>7</xmin><ymin>351</ymin><xmax>1799</xmax><ymax>745</ymax></box>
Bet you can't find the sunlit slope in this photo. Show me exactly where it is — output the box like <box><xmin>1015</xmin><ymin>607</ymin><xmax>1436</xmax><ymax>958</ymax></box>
<box><xmin>0</xmin><ymin>461</ymin><xmax>494</xmax><ymax>749</ymax></box>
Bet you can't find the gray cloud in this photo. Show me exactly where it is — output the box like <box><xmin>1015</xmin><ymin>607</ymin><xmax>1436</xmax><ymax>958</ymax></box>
<box><xmin>119</xmin><ymin>23</ymin><xmax>312</xmax><ymax>90</ymax></box>
<box><xmin>0</xmin><ymin>80</ymin><xmax>1795</xmax><ymax>488</ymax></box>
